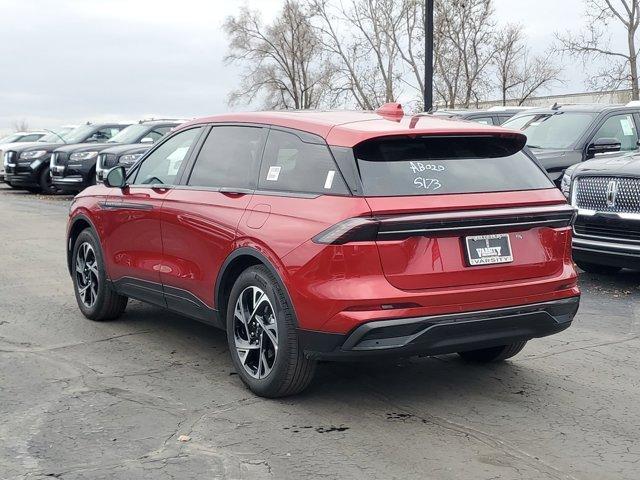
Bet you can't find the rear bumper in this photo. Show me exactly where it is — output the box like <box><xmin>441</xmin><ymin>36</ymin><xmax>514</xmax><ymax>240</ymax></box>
<box><xmin>298</xmin><ymin>296</ymin><xmax>579</xmax><ymax>360</ymax></box>
<box><xmin>573</xmin><ymin>236</ymin><xmax>640</xmax><ymax>270</ymax></box>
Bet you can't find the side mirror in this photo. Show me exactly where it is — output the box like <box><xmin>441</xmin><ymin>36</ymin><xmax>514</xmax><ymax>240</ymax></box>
<box><xmin>140</xmin><ymin>137</ymin><xmax>154</xmax><ymax>144</ymax></box>
<box><xmin>104</xmin><ymin>166</ymin><xmax>126</xmax><ymax>188</ymax></box>
<box><xmin>587</xmin><ymin>137</ymin><xmax>621</xmax><ymax>157</ymax></box>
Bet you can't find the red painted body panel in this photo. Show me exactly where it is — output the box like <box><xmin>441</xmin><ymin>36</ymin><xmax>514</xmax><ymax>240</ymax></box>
<box><xmin>68</xmin><ymin>110</ymin><xmax>578</xmax><ymax>341</ymax></box>
<box><xmin>102</xmin><ymin>186</ymin><xmax>169</xmax><ymax>287</ymax></box>
<box><xmin>159</xmin><ymin>189</ymin><xmax>252</xmax><ymax>309</ymax></box>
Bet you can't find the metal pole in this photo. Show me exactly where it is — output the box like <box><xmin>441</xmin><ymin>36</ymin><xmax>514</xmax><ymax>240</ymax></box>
<box><xmin>424</xmin><ymin>0</ymin><xmax>434</xmax><ymax>112</ymax></box>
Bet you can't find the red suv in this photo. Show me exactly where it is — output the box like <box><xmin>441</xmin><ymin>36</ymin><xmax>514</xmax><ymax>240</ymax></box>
<box><xmin>66</xmin><ymin>105</ymin><xmax>580</xmax><ymax>397</ymax></box>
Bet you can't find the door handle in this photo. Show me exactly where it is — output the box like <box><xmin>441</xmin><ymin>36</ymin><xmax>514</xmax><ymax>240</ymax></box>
<box><xmin>220</xmin><ymin>187</ymin><xmax>253</xmax><ymax>195</ymax></box>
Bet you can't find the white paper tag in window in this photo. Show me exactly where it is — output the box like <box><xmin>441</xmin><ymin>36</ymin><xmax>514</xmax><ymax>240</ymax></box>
<box><xmin>621</xmin><ymin>117</ymin><xmax>635</xmax><ymax>136</ymax></box>
<box><xmin>266</xmin><ymin>166</ymin><xmax>281</xmax><ymax>181</ymax></box>
<box><xmin>324</xmin><ymin>170</ymin><xmax>336</xmax><ymax>189</ymax></box>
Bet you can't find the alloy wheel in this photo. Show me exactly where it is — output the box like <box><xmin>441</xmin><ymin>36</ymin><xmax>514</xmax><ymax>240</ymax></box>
<box><xmin>233</xmin><ymin>286</ymin><xmax>278</xmax><ymax>379</ymax></box>
<box><xmin>75</xmin><ymin>242</ymin><xmax>99</xmax><ymax>308</ymax></box>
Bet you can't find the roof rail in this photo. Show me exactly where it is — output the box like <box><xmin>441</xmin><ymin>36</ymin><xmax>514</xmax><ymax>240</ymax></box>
<box><xmin>138</xmin><ymin>118</ymin><xmax>189</xmax><ymax>124</ymax></box>
<box><xmin>487</xmin><ymin>106</ymin><xmax>532</xmax><ymax>111</ymax></box>
<box><xmin>376</xmin><ymin>103</ymin><xmax>404</xmax><ymax>117</ymax></box>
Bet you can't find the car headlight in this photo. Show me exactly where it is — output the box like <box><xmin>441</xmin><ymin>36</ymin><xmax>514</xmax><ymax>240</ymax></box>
<box><xmin>70</xmin><ymin>151</ymin><xmax>99</xmax><ymax>161</ymax></box>
<box><xmin>20</xmin><ymin>150</ymin><xmax>48</xmax><ymax>160</ymax></box>
<box><xmin>119</xmin><ymin>153</ymin><xmax>143</xmax><ymax>165</ymax></box>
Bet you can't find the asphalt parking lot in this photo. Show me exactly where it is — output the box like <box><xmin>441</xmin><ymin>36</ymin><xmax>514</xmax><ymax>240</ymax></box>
<box><xmin>1</xmin><ymin>184</ymin><xmax>639</xmax><ymax>480</ymax></box>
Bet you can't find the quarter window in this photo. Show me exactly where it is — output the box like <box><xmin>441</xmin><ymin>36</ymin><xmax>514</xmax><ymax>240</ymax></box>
<box><xmin>188</xmin><ymin>126</ymin><xmax>264</xmax><ymax>189</ymax></box>
<box><xmin>145</xmin><ymin>126</ymin><xmax>173</xmax><ymax>143</ymax></box>
<box><xmin>132</xmin><ymin>127</ymin><xmax>201</xmax><ymax>185</ymax></box>
<box><xmin>258</xmin><ymin>130</ymin><xmax>348</xmax><ymax>195</ymax></box>
<box><xmin>471</xmin><ymin>116</ymin><xmax>494</xmax><ymax>125</ymax></box>
<box><xmin>592</xmin><ymin>114</ymin><xmax>638</xmax><ymax>151</ymax></box>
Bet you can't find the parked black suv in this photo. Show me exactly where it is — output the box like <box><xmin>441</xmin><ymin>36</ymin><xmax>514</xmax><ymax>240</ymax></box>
<box><xmin>51</xmin><ymin>120</ymin><xmax>181</xmax><ymax>192</ymax></box>
<box><xmin>503</xmin><ymin>103</ymin><xmax>640</xmax><ymax>184</ymax></box>
<box><xmin>433</xmin><ymin>106</ymin><xmax>529</xmax><ymax>125</ymax></box>
<box><xmin>95</xmin><ymin>144</ymin><xmax>151</xmax><ymax>182</ymax></box>
<box><xmin>4</xmin><ymin>123</ymin><xmax>130</xmax><ymax>194</ymax></box>
<box><xmin>561</xmin><ymin>152</ymin><xmax>640</xmax><ymax>273</ymax></box>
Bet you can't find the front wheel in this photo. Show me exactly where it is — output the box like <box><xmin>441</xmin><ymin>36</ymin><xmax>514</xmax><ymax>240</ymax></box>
<box><xmin>71</xmin><ymin>228</ymin><xmax>128</xmax><ymax>321</ymax></box>
<box><xmin>226</xmin><ymin>265</ymin><xmax>316</xmax><ymax>398</ymax></box>
<box><xmin>38</xmin><ymin>166</ymin><xmax>57</xmax><ymax>195</ymax></box>
<box><xmin>458</xmin><ymin>341</ymin><xmax>527</xmax><ymax>362</ymax></box>
<box><xmin>575</xmin><ymin>261</ymin><xmax>622</xmax><ymax>275</ymax></box>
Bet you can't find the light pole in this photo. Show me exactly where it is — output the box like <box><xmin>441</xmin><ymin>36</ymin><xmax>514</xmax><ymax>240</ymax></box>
<box><xmin>424</xmin><ymin>0</ymin><xmax>434</xmax><ymax>112</ymax></box>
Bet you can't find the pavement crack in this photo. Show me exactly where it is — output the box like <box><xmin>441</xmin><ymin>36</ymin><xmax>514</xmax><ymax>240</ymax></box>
<box><xmin>360</xmin><ymin>379</ymin><xmax>579</xmax><ymax>480</ymax></box>
<box><xmin>525</xmin><ymin>334</ymin><xmax>640</xmax><ymax>360</ymax></box>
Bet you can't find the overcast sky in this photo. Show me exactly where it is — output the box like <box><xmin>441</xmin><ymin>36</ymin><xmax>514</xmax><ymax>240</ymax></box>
<box><xmin>0</xmin><ymin>0</ymin><xmax>615</xmax><ymax>132</ymax></box>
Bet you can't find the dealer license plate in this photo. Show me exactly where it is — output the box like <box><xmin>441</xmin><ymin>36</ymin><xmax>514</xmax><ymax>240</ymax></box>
<box><xmin>465</xmin><ymin>233</ymin><xmax>513</xmax><ymax>266</ymax></box>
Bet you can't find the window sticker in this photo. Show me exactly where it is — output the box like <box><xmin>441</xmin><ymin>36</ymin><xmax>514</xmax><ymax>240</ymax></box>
<box><xmin>620</xmin><ymin>117</ymin><xmax>635</xmax><ymax>136</ymax></box>
<box><xmin>324</xmin><ymin>170</ymin><xmax>335</xmax><ymax>189</ymax></box>
<box><xmin>266</xmin><ymin>165</ymin><xmax>281</xmax><ymax>181</ymax></box>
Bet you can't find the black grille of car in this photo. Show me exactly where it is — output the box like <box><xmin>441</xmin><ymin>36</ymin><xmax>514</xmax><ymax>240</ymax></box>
<box><xmin>53</xmin><ymin>152</ymin><xmax>70</xmax><ymax>166</ymax></box>
<box><xmin>103</xmin><ymin>154</ymin><xmax>118</xmax><ymax>168</ymax></box>
<box><xmin>574</xmin><ymin>216</ymin><xmax>640</xmax><ymax>244</ymax></box>
<box><xmin>575</xmin><ymin>176</ymin><xmax>640</xmax><ymax>213</ymax></box>
<box><xmin>3</xmin><ymin>151</ymin><xmax>16</xmax><ymax>164</ymax></box>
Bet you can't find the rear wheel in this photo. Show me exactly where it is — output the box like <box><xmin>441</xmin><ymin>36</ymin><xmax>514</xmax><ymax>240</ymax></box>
<box><xmin>575</xmin><ymin>261</ymin><xmax>622</xmax><ymax>275</ymax></box>
<box><xmin>38</xmin><ymin>166</ymin><xmax>57</xmax><ymax>195</ymax></box>
<box><xmin>72</xmin><ymin>228</ymin><xmax>128</xmax><ymax>321</ymax></box>
<box><xmin>226</xmin><ymin>265</ymin><xmax>316</xmax><ymax>398</ymax></box>
<box><xmin>458</xmin><ymin>341</ymin><xmax>527</xmax><ymax>362</ymax></box>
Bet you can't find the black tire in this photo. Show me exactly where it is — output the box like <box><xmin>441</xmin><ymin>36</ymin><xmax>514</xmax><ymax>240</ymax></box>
<box><xmin>575</xmin><ymin>261</ymin><xmax>622</xmax><ymax>275</ymax></box>
<box><xmin>71</xmin><ymin>228</ymin><xmax>128</xmax><ymax>321</ymax></box>
<box><xmin>458</xmin><ymin>341</ymin><xmax>527</xmax><ymax>362</ymax></box>
<box><xmin>38</xmin><ymin>166</ymin><xmax>57</xmax><ymax>195</ymax></box>
<box><xmin>226</xmin><ymin>265</ymin><xmax>316</xmax><ymax>398</ymax></box>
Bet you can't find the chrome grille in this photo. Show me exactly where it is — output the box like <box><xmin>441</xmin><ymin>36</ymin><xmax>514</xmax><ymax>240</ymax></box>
<box><xmin>574</xmin><ymin>176</ymin><xmax>640</xmax><ymax>213</ymax></box>
<box><xmin>3</xmin><ymin>151</ymin><xmax>16</xmax><ymax>166</ymax></box>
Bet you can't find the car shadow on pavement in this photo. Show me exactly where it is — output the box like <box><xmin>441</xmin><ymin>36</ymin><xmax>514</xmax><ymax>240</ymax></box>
<box><xmin>113</xmin><ymin>299</ymin><xmax>552</xmax><ymax>406</ymax></box>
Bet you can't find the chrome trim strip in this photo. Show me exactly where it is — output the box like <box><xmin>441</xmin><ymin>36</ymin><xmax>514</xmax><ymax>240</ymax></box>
<box><xmin>573</xmin><ymin>236</ymin><xmax>640</xmax><ymax>252</ymax></box>
<box><xmin>576</xmin><ymin>208</ymin><xmax>640</xmax><ymax>221</ymax></box>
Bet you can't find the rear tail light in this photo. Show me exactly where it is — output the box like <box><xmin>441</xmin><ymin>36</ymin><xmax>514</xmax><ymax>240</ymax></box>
<box><xmin>313</xmin><ymin>205</ymin><xmax>577</xmax><ymax>245</ymax></box>
<box><xmin>312</xmin><ymin>217</ymin><xmax>379</xmax><ymax>245</ymax></box>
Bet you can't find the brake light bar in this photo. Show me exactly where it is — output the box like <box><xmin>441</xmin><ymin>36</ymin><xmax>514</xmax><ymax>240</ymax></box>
<box><xmin>312</xmin><ymin>205</ymin><xmax>576</xmax><ymax>245</ymax></box>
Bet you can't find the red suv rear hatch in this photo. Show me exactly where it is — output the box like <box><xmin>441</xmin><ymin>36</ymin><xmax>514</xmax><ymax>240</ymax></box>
<box><xmin>354</xmin><ymin>135</ymin><xmax>574</xmax><ymax>291</ymax></box>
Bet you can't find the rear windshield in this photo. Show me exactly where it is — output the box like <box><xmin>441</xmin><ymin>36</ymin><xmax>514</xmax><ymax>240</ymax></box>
<box><xmin>354</xmin><ymin>136</ymin><xmax>552</xmax><ymax>196</ymax></box>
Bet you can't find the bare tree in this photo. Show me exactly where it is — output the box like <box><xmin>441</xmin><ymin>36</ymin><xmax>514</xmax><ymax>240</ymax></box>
<box><xmin>11</xmin><ymin>119</ymin><xmax>29</xmax><ymax>132</ymax></box>
<box><xmin>223</xmin><ymin>1</ymin><xmax>333</xmax><ymax>109</ymax></box>
<box><xmin>555</xmin><ymin>0</ymin><xmax>640</xmax><ymax>99</ymax></box>
<box><xmin>308</xmin><ymin>0</ymin><xmax>403</xmax><ymax>109</ymax></box>
<box><xmin>495</xmin><ymin>25</ymin><xmax>562</xmax><ymax>105</ymax></box>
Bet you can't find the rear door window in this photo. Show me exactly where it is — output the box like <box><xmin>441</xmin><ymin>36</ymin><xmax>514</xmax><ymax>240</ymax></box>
<box><xmin>188</xmin><ymin>126</ymin><xmax>264</xmax><ymax>189</ymax></box>
<box><xmin>355</xmin><ymin>136</ymin><xmax>552</xmax><ymax>196</ymax></box>
<box><xmin>258</xmin><ymin>129</ymin><xmax>349</xmax><ymax>195</ymax></box>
